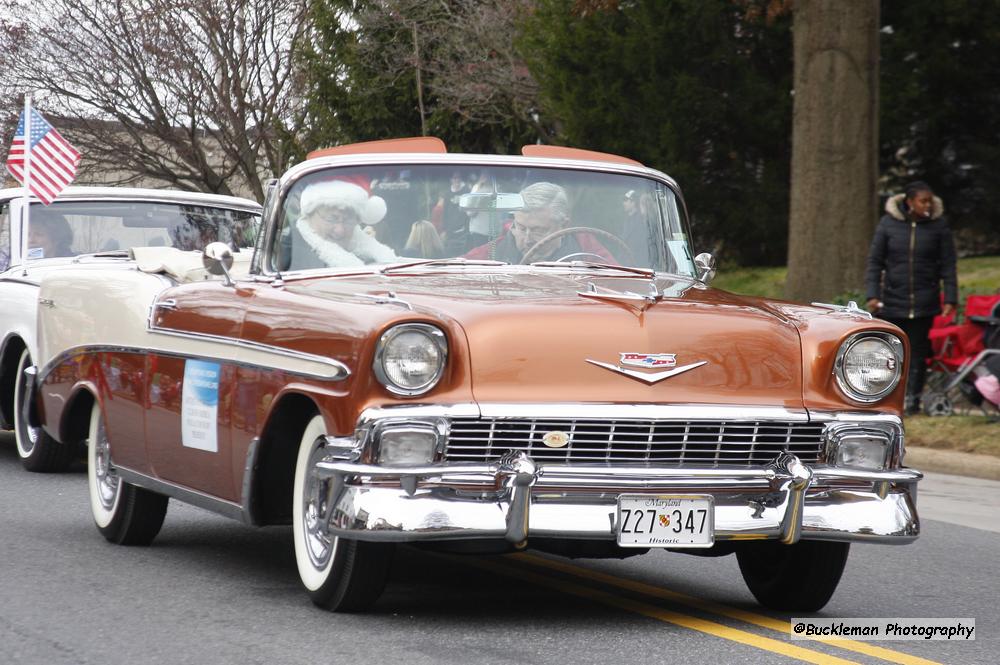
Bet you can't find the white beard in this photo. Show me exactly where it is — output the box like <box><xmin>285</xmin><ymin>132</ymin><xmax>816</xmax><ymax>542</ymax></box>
<box><xmin>297</xmin><ymin>219</ymin><xmax>398</xmax><ymax>267</ymax></box>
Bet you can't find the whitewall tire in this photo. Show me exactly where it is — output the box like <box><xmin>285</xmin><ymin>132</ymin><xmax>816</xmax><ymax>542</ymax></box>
<box><xmin>292</xmin><ymin>414</ymin><xmax>393</xmax><ymax>611</ymax></box>
<box><xmin>13</xmin><ymin>349</ymin><xmax>77</xmax><ymax>472</ymax></box>
<box><xmin>87</xmin><ymin>401</ymin><xmax>168</xmax><ymax>545</ymax></box>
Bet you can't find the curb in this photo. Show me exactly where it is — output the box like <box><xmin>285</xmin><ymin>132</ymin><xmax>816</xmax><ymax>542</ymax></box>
<box><xmin>904</xmin><ymin>446</ymin><xmax>1000</xmax><ymax>482</ymax></box>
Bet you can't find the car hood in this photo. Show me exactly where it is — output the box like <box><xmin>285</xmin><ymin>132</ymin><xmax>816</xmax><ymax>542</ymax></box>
<box><xmin>286</xmin><ymin>269</ymin><xmax>804</xmax><ymax>408</ymax></box>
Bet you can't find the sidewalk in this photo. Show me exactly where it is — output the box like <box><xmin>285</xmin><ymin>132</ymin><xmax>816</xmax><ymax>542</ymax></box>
<box><xmin>905</xmin><ymin>446</ymin><xmax>1000</xmax><ymax>482</ymax></box>
<box><xmin>917</xmin><ymin>470</ymin><xmax>1000</xmax><ymax>532</ymax></box>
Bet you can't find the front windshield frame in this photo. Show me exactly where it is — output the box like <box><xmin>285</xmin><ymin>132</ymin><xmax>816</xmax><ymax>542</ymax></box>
<box><xmin>257</xmin><ymin>156</ymin><xmax>695</xmax><ymax>278</ymax></box>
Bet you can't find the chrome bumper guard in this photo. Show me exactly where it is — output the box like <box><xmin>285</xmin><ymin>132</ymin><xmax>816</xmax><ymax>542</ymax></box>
<box><xmin>314</xmin><ymin>446</ymin><xmax>921</xmax><ymax>546</ymax></box>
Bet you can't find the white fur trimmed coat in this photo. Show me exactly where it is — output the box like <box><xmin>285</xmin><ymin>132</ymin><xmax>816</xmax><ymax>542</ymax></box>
<box><xmin>290</xmin><ymin>219</ymin><xmax>399</xmax><ymax>268</ymax></box>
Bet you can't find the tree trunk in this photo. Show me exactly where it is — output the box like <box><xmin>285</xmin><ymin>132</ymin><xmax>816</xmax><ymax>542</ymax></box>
<box><xmin>785</xmin><ymin>0</ymin><xmax>879</xmax><ymax>303</ymax></box>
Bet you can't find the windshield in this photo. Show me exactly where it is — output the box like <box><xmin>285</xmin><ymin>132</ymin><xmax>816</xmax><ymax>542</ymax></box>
<box><xmin>269</xmin><ymin>165</ymin><xmax>694</xmax><ymax>276</ymax></box>
<box><xmin>19</xmin><ymin>200</ymin><xmax>260</xmax><ymax>261</ymax></box>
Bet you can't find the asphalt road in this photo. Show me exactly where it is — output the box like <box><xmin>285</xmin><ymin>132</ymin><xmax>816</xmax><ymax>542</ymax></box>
<box><xmin>0</xmin><ymin>431</ymin><xmax>995</xmax><ymax>665</ymax></box>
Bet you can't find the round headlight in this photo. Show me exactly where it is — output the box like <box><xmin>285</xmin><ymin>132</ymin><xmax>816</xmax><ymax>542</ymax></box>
<box><xmin>834</xmin><ymin>333</ymin><xmax>904</xmax><ymax>402</ymax></box>
<box><xmin>374</xmin><ymin>324</ymin><xmax>447</xmax><ymax>396</ymax></box>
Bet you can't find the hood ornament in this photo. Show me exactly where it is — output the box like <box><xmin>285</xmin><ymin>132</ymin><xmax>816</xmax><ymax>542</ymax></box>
<box><xmin>811</xmin><ymin>300</ymin><xmax>873</xmax><ymax>320</ymax></box>
<box><xmin>578</xmin><ymin>281</ymin><xmax>661</xmax><ymax>311</ymax></box>
<box><xmin>586</xmin><ymin>353</ymin><xmax>707</xmax><ymax>384</ymax></box>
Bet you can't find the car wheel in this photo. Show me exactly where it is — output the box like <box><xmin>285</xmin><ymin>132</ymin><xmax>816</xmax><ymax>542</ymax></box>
<box><xmin>13</xmin><ymin>349</ymin><xmax>77</xmax><ymax>472</ymax></box>
<box><xmin>292</xmin><ymin>414</ymin><xmax>393</xmax><ymax>611</ymax></box>
<box><xmin>736</xmin><ymin>540</ymin><xmax>850</xmax><ymax>612</ymax></box>
<box><xmin>87</xmin><ymin>401</ymin><xmax>168</xmax><ymax>545</ymax></box>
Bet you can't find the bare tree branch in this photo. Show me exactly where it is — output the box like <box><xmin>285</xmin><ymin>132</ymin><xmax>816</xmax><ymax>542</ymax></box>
<box><xmin>0</xmin><ymin>0</ymin><xmax>310</xmax><ymax>199</ymax></box>
<box><xmin>349</xmin><ymin>0</ymin><xmax>540</xmax><ymax>129</ymax></box>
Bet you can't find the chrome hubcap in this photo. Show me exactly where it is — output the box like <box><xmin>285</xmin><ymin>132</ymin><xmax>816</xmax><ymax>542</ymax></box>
<box><xmin>23</xmin><ymin>420</ymin><xmax>39</xmax><ymax>448</ymax></box>
<box><xmin>16</xmin><ymin>366</ymin><xmax>40</xmax><ymax>453</ymax></box>
<box><xmin>93</xmin><ymin>417</ymin><xmax>119</xmax><ymax>509</ymax></box>
<box><xmin>303</xmin><ymin>441</ymin><xmax>333</xmax><ymax>570</ymax></box>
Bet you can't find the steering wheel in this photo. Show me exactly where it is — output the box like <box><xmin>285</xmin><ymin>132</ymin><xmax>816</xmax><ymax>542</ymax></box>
<box><xmin>520</xmin><ymin>226</ymin><xmax>635</xmax><ymax>265</ymax></box>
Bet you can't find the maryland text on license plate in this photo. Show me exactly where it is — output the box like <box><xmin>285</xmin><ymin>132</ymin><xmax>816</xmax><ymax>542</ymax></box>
<box><xmin>616</xmin><ymin>495</ymin><xmax>715</xmax><ymax>548</ymax></box>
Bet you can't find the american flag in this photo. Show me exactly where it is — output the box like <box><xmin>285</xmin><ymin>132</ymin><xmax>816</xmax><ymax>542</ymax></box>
<box><xmin>6</xmin><ymin>108</ymin><xmax>81</xmax><ymax>205</ymax></box>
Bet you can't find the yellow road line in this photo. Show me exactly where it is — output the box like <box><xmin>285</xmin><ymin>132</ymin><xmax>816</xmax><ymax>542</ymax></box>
<box><xmin>511</xmin><ymin>552</ymin><xmax>942</xmax><ymax>665</ymax></box>
<box><xmin>464</xmin><ymin>557</ymin><xmax>861</xmax><ymax>665</ymax></box>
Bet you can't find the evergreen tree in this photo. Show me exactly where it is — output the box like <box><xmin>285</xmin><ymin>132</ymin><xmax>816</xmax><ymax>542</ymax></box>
<box><xmin>521</xmin><ymin>0</ymin><xmax>793</xmax><ymax>265</ymax></box>
<box><xmin>880</xmin><ymin>0</ymin><xmax>1000</xmax><ymax>251</ymax></box>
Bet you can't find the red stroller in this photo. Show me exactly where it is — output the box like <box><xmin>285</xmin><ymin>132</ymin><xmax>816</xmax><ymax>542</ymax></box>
<box><xmin>923</xmin><ymin>294</ymin><xmax>1000</xmax><ymax>416</ymax></box>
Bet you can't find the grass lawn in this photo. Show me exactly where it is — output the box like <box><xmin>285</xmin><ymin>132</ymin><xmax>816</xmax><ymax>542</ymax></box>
<box><xmin>904</xmin><ymin>414</ymin><xmax>1000</xmax><ymax>458</ymax></box>
<box><xmin>713</xmin><ymin>255</ymin><xmax>1000</xmax><ymax>455</ymax></box>
<box><xmin>713</xmin><ymin>254</ymin><xmax>1000</xmax><ymax>306</ymax></box>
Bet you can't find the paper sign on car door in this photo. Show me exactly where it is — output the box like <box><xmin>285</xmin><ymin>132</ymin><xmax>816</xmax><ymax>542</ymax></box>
<box><xmin>181</xmin><ymin>360</ymin><xmax>220</xmax><ymax>452</ymax></box>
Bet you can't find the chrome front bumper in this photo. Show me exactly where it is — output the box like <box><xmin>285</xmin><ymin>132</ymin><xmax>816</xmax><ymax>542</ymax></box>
<box><xmin>314</xmin><ymin>449</ymin><xmax>922</xmax><ymax>546</ymax></box>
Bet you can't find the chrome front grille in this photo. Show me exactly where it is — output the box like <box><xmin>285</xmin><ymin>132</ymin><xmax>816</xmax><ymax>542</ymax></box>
<box><xmin>445</xmin><ymin>419</ymin><xmax>827</xmax><ymax>467</ymax></box>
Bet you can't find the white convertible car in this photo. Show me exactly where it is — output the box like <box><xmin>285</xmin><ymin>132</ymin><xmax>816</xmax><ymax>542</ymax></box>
<box><xmin>0</xmin><ymin>186</ymin><xmax>261</xmax><ymax>471</ymax></box>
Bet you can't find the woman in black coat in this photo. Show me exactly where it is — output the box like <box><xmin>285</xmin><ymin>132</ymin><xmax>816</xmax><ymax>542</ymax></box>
<box><xmin>865</xmin><ymin>181</ymin><xmax>958</xmax><ymax>414</ymax></box>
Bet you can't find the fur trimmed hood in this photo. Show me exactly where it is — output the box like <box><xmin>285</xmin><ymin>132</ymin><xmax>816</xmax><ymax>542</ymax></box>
<box><xmin>885</xmin><ymin>192</ymin><xmax>944</xmax><ymax>221</ymax></box>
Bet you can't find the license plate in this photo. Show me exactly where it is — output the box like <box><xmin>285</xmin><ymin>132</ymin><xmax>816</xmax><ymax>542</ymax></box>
<box><xmin>616</xmin><ymin>495</ymin><xmax>714</xmax><ymax>548</ymax></box>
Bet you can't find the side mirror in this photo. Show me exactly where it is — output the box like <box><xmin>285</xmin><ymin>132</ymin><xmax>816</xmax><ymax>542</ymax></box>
<box><xmin>202</xmin><ymin>242</ymin><xmax>235</xmax><ymax>286</ymax></box>
<box><xmin>458</xmin><ymin>192</ymin><xmax>524</xmax><ymax>212</ymax></box>
<box><xmin>694</xmin><ymin>252</ymin><xmax>716</xmax><ymax>284</ymax></box>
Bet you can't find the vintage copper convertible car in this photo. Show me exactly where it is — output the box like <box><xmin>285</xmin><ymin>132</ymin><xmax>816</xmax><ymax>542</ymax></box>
<box><xmin>33</xmin><ymin>138</ymin><xmax>920</xmax><ymax>612</ymax></box>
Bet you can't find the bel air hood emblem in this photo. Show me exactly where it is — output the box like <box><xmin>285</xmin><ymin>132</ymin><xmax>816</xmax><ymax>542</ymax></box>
<box><xmin>586</xmin><ymin>353</ymin><xmax>707</xmax><ymax>384</ymax></box>
<box><xmin>619</xmin><ymin>353</ymin><xmax>676</xmax><ymax>368</ymax></box>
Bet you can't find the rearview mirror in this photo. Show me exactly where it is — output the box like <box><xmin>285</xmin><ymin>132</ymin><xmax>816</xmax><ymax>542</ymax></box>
<box><xmin>458</xmin><ymin>192</ymin><xmax>524</xmax><ymax>212</ymax></box>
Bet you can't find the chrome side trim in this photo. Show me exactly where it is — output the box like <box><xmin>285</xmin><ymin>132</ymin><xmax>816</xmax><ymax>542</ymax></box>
<box><xmin>142</xmin><ymin>292</ymin><xmax>347</xmax><ymax>381</ymax></box>
<box><xmin>115</xmin><ymin>467</ymin><xmax>246</xmax><ymax>523</ymax></box>
<box><xmin>146</xmin><ymin>327</ymin><xmax>350</xmax><ymax>381</ymax></box>
<box><xmin>36</xmin><ymin>342</ymin><xmax>349</xmax><ymax>387</ymax></box>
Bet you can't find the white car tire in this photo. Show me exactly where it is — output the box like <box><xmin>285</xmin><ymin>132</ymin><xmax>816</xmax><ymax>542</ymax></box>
<box><xmin>13</xmin><ymin>349</ymin><xmax>77</xmax><ymax>472</ymax></box>
<box><xmin>87</xmin><ymin>401</ymin><xmax>168</xmax><ymax>545</ymax></box>
<box><xmin>292</xmin><ymin>414</ymin><xmax>393</xmax><ymax>611</ymax></box>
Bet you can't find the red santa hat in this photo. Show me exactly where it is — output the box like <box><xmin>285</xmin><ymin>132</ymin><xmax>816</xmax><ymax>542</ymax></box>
<box><xmin>300</xmin><ymin>175</ymin><xmax>387</xmax><ymax>225</ymax></box>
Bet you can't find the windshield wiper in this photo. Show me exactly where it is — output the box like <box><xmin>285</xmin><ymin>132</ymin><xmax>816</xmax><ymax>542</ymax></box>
<box><xmin>529</xmin><ymin>260</ymin><xmax>655</xmax><ymax>278</ymax></box>
<box><xmin>380</xmin><ymin>258</ymin><xmax>507</xmax><ymax>274</ymax></box>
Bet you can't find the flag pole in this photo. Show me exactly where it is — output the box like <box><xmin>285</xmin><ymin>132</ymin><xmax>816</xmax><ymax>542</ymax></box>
<box><xmin>20</xmin><ymin>92</ymin><xmax>32</xmax><ymax>271</ymax></box>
